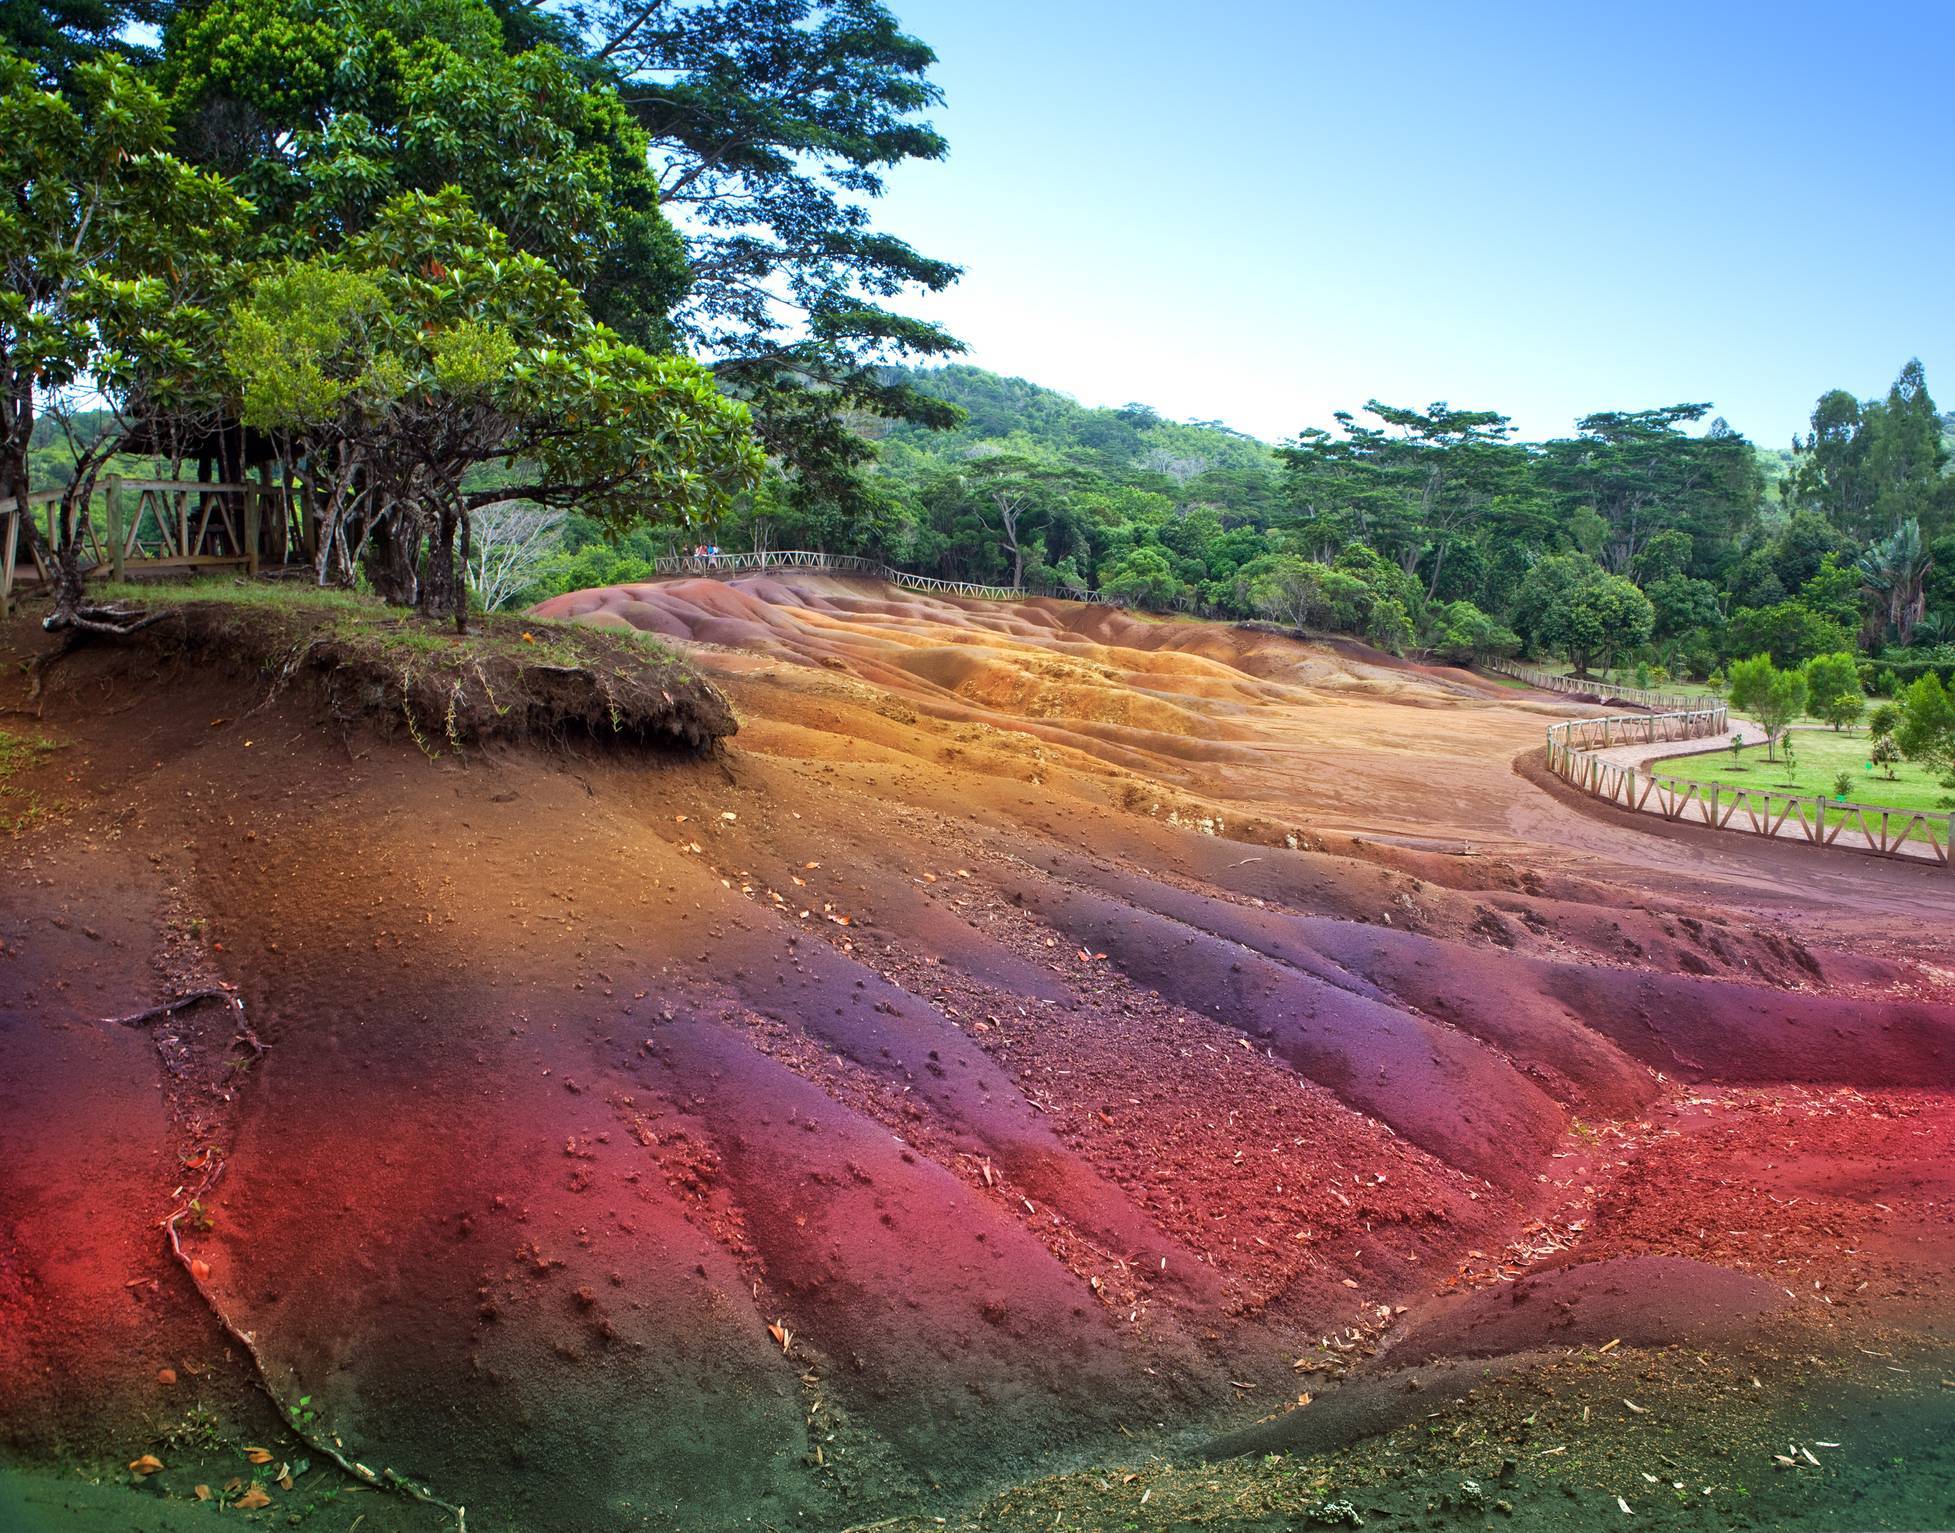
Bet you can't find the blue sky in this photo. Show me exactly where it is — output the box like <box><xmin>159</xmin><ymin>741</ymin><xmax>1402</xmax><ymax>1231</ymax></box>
<box><xmin>872</xmin><ymin>1</ymin><xmax>1955</xmax><ymax>447</ymax></box>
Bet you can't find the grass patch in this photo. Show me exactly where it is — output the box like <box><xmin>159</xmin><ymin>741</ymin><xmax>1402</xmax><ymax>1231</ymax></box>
<box><xmin>94</xmin><ymin>576</ymin><xmax>380</xmax><ymax>616</ymax></box>
<box><xmin>0</xmin><ymin>727</ymin><xmax>62</xmax><ymax>833</ymax></box>
<box><xmin>68</xmin><ymin>581</ymin><xmax>728</xmax><ymax>754</ymax></box>
<box><xmin>1653</xmin><ymin>728</ymin><xmax>1952</xmax><ymax>836</ymax></box>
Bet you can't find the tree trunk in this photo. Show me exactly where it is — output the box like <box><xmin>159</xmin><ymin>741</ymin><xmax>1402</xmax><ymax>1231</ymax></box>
<box><xmin>416</xmin><ymin>507</ymin><xmax>467</xmax><ymax>631</ymax></box>
<box><xmin>362</xmin><ymin>511</ymin><xmax>420</xmax><ymax>607</ymax></box>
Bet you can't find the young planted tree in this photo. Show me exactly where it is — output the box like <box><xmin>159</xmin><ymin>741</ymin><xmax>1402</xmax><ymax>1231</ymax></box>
<box><xmin>1726</xmin><ymin>654</ymin><xmax>1808</xmax><ymax>761</ymax></box>
<box><xmin>1894</xmin><ymin>673</ymin><xmax>1955</xmax><ymax>785</ymax></box>
<box><xmin>0</xmin><ymin>50</ymin><xmax>249</xmax><ymax>627</ymax></box>
<box><xmin>1802</xmin><ymin>651</ymin><xmax>1865</xmax><ymax>731</ymax></box>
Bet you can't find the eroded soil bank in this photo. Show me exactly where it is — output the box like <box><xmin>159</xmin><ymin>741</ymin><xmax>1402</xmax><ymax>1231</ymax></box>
<box><xmin>3</xmin><ymin>574</ymin><xmax>1951</xmax><ymax>1532</ymax></box>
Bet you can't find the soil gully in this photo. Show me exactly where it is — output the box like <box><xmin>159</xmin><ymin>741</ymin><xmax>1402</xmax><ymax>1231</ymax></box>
<box><xmin>2</xmin><ymin>576</ymin><xmax>1952</xmax><ymax>1533</ymax></box>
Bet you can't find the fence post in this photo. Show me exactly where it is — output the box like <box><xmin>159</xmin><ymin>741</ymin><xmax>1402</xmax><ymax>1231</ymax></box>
<box><xmin>244</xmin><ymin>487</ymin><xmax>261</xmax><ymax>577</ymax></box>
<box><xmin>105</xmin><ymin>475</ymin><xmax>125</xmax><ymax>582</ymax></box>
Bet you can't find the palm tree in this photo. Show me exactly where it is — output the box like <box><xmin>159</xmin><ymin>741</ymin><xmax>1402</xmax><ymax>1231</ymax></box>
<box><xmin>1854</xmin><ymin>518</ymin><xmax>1932</xmax><ymax>648</ymax></box>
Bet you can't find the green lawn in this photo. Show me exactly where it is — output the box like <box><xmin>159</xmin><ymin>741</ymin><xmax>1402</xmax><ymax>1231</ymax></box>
<box><xmin>1652</xmin><ymin>727</ymin><xmax>1953</xmax><ymax>821</ymax></box>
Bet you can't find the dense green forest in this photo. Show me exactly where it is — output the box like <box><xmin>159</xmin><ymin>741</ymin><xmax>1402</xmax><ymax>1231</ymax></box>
<box><xmin>540</xmin><ymin>361</ymin><xmax>1955</xmax><ymax>691</ymax></box>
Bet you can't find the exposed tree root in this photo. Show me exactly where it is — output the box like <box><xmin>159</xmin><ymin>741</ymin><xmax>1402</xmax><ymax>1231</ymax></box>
<box><xmin>104</xmin><ymin>986</ymin><xmax>240</xmax><ymax>1029</ymax></box>
<box><xmin>115</xmin><ymin>983</ymin><xmax>465</xmax><ymax>1529</ymax></box>
<box><xmin>162</xmin><ymin>1208</ymin><xmax>468</xmax><ymax>1532</ymax></box>
<box><xmin>42</xmin><ymin>604</ymin><xmax>168</xmax><ymax>636</ymax></box>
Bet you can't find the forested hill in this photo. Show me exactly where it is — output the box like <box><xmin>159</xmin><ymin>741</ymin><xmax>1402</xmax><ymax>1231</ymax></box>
<box><xmin>873</xmin><ymin>365</ymin><xmax>1281</xmax><ymax>483</ymax></box>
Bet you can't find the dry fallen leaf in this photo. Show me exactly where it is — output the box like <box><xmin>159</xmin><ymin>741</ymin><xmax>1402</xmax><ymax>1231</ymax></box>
<box><xmin>129</xmin><ymin>1454</ymin><xmax>164</xmax><ymax>1476</ymax></box>
<box><xmin>766</xmin><ymin>1320</ymin><xmax>792</xmax><ymax>1353</ymax></box>
<box><xmin>235</xmin><ymin>1483</ymin><xmax>273</xmax><ymax>1510</ymax></box>
<box><xmin>244</xmin><ymin>1446</ymin><xmax>274</xmax><ymax>1465</ymax></box>
<box><xmin>156</xmin><ymin>1367</ymin><xmax>177</xmax><ymax>1385</ymax></box>
<box><xmin>189</xmin><ymin>1258</ymin><xmax>211</xmax><ymax>1282</ymax></box>
<box><xmin>193</xmin><ymin>1484</ymin><xmax>211</xmax><ymax>1502</ymax></box>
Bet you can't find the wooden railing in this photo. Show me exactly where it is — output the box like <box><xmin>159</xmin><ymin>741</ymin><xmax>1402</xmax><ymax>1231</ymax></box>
<box><xmin>652</xmin><ymin>549</ymin><xmax>1196</xmax><ymax>611</ymax></box>
<box><xmin>1</xmin><ymin>475</ymin><xmax>312</xmax><ymax>616</ymax></box>
<box><xmin>1546</xmin><ymin>707</ymin><xmax>1951</xmax><ymax>871</ymax></box>
<box><xmin>1487</xmin><ymin>656</ymin><xmax>1701</xmax><ymax>711</ymax></box>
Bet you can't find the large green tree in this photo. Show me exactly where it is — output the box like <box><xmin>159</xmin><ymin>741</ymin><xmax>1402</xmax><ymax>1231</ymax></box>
<box><xmin>1539</xmin><ymin>405</ymin><xmax>1761</xmax><ymax>578</ymax></box>
<box><xmin>1854</xmin><ymin>517</ymin><xmax>1933</xmax><ymax>648</ymax></box>
<box><xmin>565</xmin><ymin>0</ymin><xmax>965</xmax><ymax>502</ymax></box>
<box><xmin>163</xmin><ymin>0</ymin><xmax>691</xmax><ymax>339</ymax></box>
<box><xmin>1</xmin><ymin>49</ymin><xmax>249</xmax><ymax>624</ymax></box>
<box><xmin>0</xmin><ymin>0</ymin><xmax>162</xmax><ymax>83</ymax></box>
<box><xmin>223</xmin><ymin>189</ymin><xmax>761</xmax><ymax>624</ymax></box>
<box><xmin>1894</xmin><ymin>672</ymin><xmax>1955</xmax><ymax>783</ymax></box>
<box><xmin>1788</xmin><ymin>360</ymin><xmax>1951</xmax><ymax>541</ymax></box>
<box><xmin>1512</xmin><ymin>553</ymin><xmax>1654</xmax><ymax>676</ymax></box>
<box><xmin>1278</xmin><ymin>400</ymin><xmax>1534</xmax><ymax>597</ymax></box>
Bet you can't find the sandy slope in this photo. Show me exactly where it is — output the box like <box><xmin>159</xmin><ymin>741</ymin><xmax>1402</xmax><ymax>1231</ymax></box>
<box><xmin>2</xmin><ymin>573</ymin><xmax>1951</xmax><ymax>1533</ymax></box>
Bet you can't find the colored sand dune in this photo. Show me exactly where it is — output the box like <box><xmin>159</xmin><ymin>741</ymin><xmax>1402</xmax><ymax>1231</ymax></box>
<box><xmin>2</xmin><ymin>575</ymin><xmax>1951</xmax><ymax>1532</ymax></box>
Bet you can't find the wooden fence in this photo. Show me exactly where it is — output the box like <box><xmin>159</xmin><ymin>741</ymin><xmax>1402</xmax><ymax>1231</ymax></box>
<box><xmin>1545</xmin><ymin>707</ymin><xmax>1952</xmax><ymax>870</ymax></box>
<box><xmin>1486</xmin><ymin>655</ymin><xmax>1701</xmax><ymax>711</ymax></box>
<box><xmin>1</xmin><ymin>475</ymin><xmax>312</xmax><ymax>617</ymax></box>
<box><xmin>652</xmin><ymin>549</ymin><xmax>1197</xmax><ymax>611</ymax></box>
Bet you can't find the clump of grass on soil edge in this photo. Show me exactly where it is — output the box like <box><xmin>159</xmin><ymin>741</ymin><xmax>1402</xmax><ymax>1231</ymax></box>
<box><xmin>0</xmin><ymin>726</ymin><xmax>63</xmax><ymax>833</ymax></box>
<box><xmin>72</xmin><ymin>577</ymin><xmax>736</xmax><ymax>754</ymax></box>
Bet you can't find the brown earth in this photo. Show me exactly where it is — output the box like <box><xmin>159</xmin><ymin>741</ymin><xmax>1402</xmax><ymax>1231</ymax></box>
<box><xmin>1</xmin><ymin>571</ymin><xmax>1951</xmax><ymax>1533</ymax></box>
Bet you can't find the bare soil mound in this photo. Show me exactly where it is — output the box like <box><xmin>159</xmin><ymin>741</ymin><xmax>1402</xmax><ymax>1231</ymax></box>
<box><xmin>1380</xmin><ymin>1255</ymin><xmax>1784</xmax><ymax>1367</ymax></box>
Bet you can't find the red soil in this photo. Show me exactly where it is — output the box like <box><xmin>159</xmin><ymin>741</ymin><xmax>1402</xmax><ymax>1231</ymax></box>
<box><xmin>3</xmin><ymin>572</ymin><xmax>1952</xmax><ymax>1531</ymax></box>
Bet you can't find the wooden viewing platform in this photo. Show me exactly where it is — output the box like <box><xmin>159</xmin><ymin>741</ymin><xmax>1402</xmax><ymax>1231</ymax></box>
<box><xmin>1</xmin><ymin>475</ymin><xmax>314</xmax><ymax>617</ymax></box>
